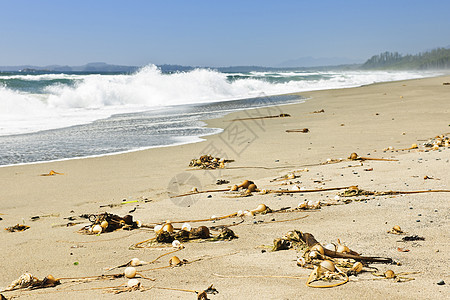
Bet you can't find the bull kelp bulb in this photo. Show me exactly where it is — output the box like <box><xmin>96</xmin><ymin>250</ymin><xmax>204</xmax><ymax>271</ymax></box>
<box><xmin>100</xmin><ymin>220</ymin><xmax>109</xmax><ymax>229</ymax></box>
<box><xmin>169</xmin><ymin>256</ymin><xmax>181</xmax><ymax>266</ymax></box>
<box><xmin>384</xmin><ymin>270</ymin><xmax>395</xmax><ymax>279</ymax></box>
<box><xmin>172</xmin><ymin>240</ymin><xmax>181</xmax><ymax>248</ymax></box>
<box><xmin>163</xmin><ymin>221</ymin><xmax>174</xmax><ymax>233</ymax></box>
<box><xmin>253</xmin><ymin>204</ymin><xmax>267</xmax><ymax>213</ymax></box>
<box><xmin>127</xmin><ymin>278</ymin><xmax>140</xmax><ymax>287</ymax></box>
<box><xmin>323</xmin><ymin>243</ymin><xmax>336</xmax><ymax>252</ymax></box>
<box><xmin>124</xmin><ymin>267</ymin><xmax>137</xmax><ymax>278</ymax></box>
<box><xmin>181</xmin><ymin>223</ymin><xmax>192</xmax><ymax>232</ymax></box>
<box><xmin>319</xmin><ymin>260</ymin><xmax>335</xmax><ymax>273</ymax></box>
<box><xmin>130</xmin><ymin>258</ymin><xmax>141</xmax><ymax>267</ymax></box>
<box><xmin>154</xmin><ymin>224</ymin><xmax>163</xmax><ymax>234</ymax></box>
<box><xmin>92</xmin><ymin>225</ymin><xmax>102</xmax><ymax>234</ymax></box>
<box><xmin>350</xmin><ymin>262</ymin><xmax>363</xmax><ymax>273</ymax></box>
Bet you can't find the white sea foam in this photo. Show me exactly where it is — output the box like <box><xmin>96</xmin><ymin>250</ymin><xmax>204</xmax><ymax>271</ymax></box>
<box><xmin>0</xmin><ymin>66</ymin><xmax>441</xmax><ymax>136</ymax></box>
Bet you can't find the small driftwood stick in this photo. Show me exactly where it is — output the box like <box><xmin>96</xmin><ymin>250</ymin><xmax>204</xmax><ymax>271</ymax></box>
<box><xmin>384</xmin><ymin>189</ymin><xmax>450</xmax><ymax>195</ymax></box>
<box><xmin>268</xmin><ymin>186</ymin><xmax>352</xmax><ymax>194</ymax></box>
<box><xmin>286</xmin><ymin>128</ymin><xmax>309</xmax><ymax>133</ymax></box>
<box><xmin>349</xmin><ymin>152</ymin><xmax>397</xmax><ymax>162</ymax></box>
<box><xmin>170</xmin><ymin>188</ymin><xmax>229</xmax><ymax>198</ymax></box>
<box><xmin>227</xmin><ymin>113</ymin><xmax>290</xmax><ymax>122</ymax></box>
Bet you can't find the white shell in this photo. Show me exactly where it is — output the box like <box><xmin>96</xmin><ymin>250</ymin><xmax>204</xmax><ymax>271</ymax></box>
<box><xmin>135</xmin><ymin>220</ymin><xmax>142</xmax><ymax>228</ymax></box>
<box><xmin>92</xmin><ymin>225</ymin><xmax>103</xmax><ymax>234</ymax></box>
<box><xmin>334</xmin><ymin>195</ymin><xmax>340</xmax><ymax>201</ymax></box>
<box><xmin>127</xmin><ymin>278</ymin><xmax>140</xmax><ymax>288</ymax></box>
<box><xmin>181</xmin><ymin>223</ymin><xmax>192</xmax><ymax>231</ymax></box>
<box><xmin>237</xmin><ymin>210</ymin><xmax>244</xmax><ymax>217</ymax></box>
<box><xmin>124</xmin><ymin>267</ymin><xmax>137</xmax><ymax>278</ymax></box>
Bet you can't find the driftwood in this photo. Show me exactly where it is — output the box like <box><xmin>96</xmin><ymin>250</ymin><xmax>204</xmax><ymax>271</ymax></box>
<box><xmin>227</xmin><ymin>113</ymin><xmax>290</xmax><ymax>122</ymax></box>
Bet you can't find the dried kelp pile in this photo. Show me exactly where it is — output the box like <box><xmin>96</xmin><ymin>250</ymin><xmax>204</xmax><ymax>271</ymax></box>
<box><xmin>189</xmin><ymin>155</ymin><xmax>234</xmax><ymax>169</ymax></box>
<box><xmin>272</xmin><ymin>230</ymin><xmax>405</xmax><ymax>288</ymax></box>
<box><xmin>79</xmin><ymin>213</ymin><xmax>141</xmax><ymax>235</ymax></box>
<box><xmin>423</xmin><ymin>134</ymin><xmax>449</xmax><ymax>149</ymax></box>
<box><xmin>5</xmin><ymin>224</ymin><xmax>30</xmax><ymax>232</ymax></box>
<box><xmin>0</xmin><ymin>273</ymin><xmax>60</xmax><ymax>293</ymax></box>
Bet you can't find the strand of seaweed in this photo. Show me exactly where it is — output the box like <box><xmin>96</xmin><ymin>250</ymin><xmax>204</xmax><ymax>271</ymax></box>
<box><xmin>213</xmin><ymin>273</ymin><xmax>308</xmax><ymax>280</ymax></box>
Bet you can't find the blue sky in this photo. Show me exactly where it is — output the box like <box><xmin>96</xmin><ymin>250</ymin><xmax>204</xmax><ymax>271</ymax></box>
<box><xmin>1</xmin><ymin>0</ymin><xmax>449</xmax><ymax>67</ymax></box>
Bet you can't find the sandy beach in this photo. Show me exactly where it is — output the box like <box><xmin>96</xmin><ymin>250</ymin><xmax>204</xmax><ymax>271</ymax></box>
<box><xmin>1</xmin><ymin>75</ymin><xmax>449</xmax><ymax>299</ymax></box>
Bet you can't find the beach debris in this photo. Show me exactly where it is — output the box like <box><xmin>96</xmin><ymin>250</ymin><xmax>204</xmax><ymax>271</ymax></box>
<box><xmin>387</xmin><ymin>225</ymin><xmax>403</xmax><ymax>234</ymax></box>
<box><xmin>423</xmin><ymin>134</ymin><xmax>449</xmax><ymax>149</ymax></box>
<box><xmin>339</xmin><ymin>186</ymin><xmax>450</xmax><ymax>197</ymax></box>
<box><xmin>133</xmin><ymin>224</ymin><xmax>237</xmax><ymax>249</ymax></box>
<box><xmin>268</xmin><ymin>185</ymin><xmax>351</xmax><ymax>195</ymax></box>
<box><xmin>229</xmin><ymin>113</ymin><xmax>290</xmax><ymax>122</ymax></box>
<box><xmin>270</xmin><ymin>230</ymin><xmax>396</xmax><ymax>288</ymax></box>
<box><xmin>189</xmin><ymin>155</ymin><xmax>234</xmax><ymax>169</ymax></box>
<box><xmin>286</xmin><ymin>128</ymin><xmax>309</xmax><ymax>133</ymax></box>
<box><xmin>312</xmin><ymin>109</ymin><xmax>325</xmax><ymax>113</ymax></box>
<box><xmin>79</xmin><ymin>212</ymin><xmax>140</xmax><ymax>234</ymax></box>
<box><xmin>372</xmin><ymin>270</ymin><xmax>418</xmax><ymax>282</ymax></box>
<box><xmin>215</xmin><ymin>179</ymin><xmax>229</xmax><ymax>185</ymax></box>
<box><xmin>170</xmin><ymin>180</ymin><xmax>258</xmax><ymax>198</ymax></box>
<box><xmin>306</xmin><ymin>261</ymin><xmax>349</xmax><ymax>288</ymax></box>
<box><xmin>5</xmin><ymin>224</ymin><xmax>30</xmax><ymax>232</ymax></box>
<box><xmin>397</xmin><ymin>247</ymin><xmax>410</xmax><ymax>252</ymax></box>
<box><xmin>401</xmin><ymin>235</ymin><xmax>425</xmax><ymax>241</ymax></box>
<box><xmin>348</xmin><ymin>152</ymin><xmax>398</xmax><ymax>161</ymax></box>
<box><xmin>30</xmin><ymin>213</ymin><xmax>60</xmax><ymax>221</ymax></box>
<box><xmin>443</xmin><ymin>82</ymin><xmax>450</xmax><ymax>85</ymax></box>
<box><xmin>40</xmin><ymin>170</ymin><xmax>64</xmax><ymax>176</ymax></box>
<box><xmin>0</xmin><ymin>273</ymin><xmax>60</xmax><ymax>292</ymax></box>
<box><xmin>272</xmin><ymin>230</ymin><xmax>393</xmax><ymax>263</ymax></box>
<box><xmin>437</xmin><ymin>280</ymin><xmax>445</xmax><ymax>285</ymax></box>
<box><xmin>149</xmin><ymin>284</ymin><xmax>218</xmax><ymax>299</ymax></box>
<box><xmin>297</xmin><ymin>200</ymin><xmax>321</xmax><ymax>210</ymax></box>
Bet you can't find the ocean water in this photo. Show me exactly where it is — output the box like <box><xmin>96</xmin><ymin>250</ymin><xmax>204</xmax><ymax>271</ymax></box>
<box><xmin>0</xmin><ymin>66</ymin><xmax>440</xmax><ymax>166</ymax></box>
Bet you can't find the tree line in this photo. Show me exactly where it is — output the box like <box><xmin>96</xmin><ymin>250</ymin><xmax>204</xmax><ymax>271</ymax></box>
<box><xmin>361</xmin><ymin>48</ymin><xmax>450</xmax><ymax>70</ymax></box>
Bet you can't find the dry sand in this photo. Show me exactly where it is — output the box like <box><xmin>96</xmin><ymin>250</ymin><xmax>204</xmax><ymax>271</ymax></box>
<box><xmin>0</xmin><ymin>75</ymin><xmax>449</xmax><ymax>299</ymax></box>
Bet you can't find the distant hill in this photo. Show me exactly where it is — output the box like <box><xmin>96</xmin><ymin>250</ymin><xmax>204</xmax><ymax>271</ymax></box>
<box><xmin>361</xmin><ymin>48</ymin><xmax>450</xmax><ymax>70</ymax></box>
<box><xmin>278</xmin><ymin>56</ymin><xmax>362</xmax><ymax>68</ymax></box>
<box><xmin>2</xmin><ymin>47</ymin><xmax>450</xmax><ymax>73</ymax></box>
<box><xmin>0</xmin><ymin>63</ymin><xmax>140</xmax><ymax>73</ymax></box>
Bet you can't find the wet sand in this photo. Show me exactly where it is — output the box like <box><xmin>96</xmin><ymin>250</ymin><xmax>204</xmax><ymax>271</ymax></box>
<box><xmin>1</xmin><ymin>75</ymin><xmax>449</xmax><ymax>299</ymax></box>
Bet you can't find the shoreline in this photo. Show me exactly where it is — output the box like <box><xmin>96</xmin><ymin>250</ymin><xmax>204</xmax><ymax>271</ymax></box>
<box><xmin>1</xmin><ymin>75</ymin><xmax>449</xmax><ymax>299</ymax></box>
